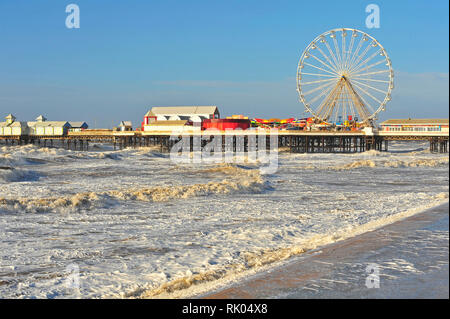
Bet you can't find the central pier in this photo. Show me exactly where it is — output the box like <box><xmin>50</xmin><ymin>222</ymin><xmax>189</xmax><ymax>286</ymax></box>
<box><xmin>1</xmin><ymin>130</ymin><xmax>448</xmax><ymax>153</ymax></box>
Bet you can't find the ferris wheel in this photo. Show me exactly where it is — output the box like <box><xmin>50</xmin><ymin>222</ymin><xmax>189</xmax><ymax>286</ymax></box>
<box><xmin>296</xmin><ymin>28</ymin><xmax>394</xmax><ymax>125</ymax></box>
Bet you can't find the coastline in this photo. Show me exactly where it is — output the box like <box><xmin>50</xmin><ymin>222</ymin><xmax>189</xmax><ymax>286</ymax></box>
<box><xmin>200</xmin><ymin>201</ymin><xmax>449</xmax><ymax>299</ymax></box>
<box><xmin>1</xmin><ymin>143</ymin><xmax>448</xmax><ymax>298</ymax></box>
<box><xmin>142</xmin><ymin>197</ymin><xmax>449</xmax><ymax>299</ymax></box>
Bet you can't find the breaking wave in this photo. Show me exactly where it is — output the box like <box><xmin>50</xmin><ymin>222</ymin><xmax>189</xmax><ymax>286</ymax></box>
<box><xmin>194</xmin><ymin>164</ymin><xmax>255</xmax><ymax>175</ymax></box>
<box><xmin>384</xmin><ymin>157</ymin><xmax>449</xmax><ymax>168</ymax></box>
<box><xmin>333</xmin><ymin>159</ymin><xmax>377</xmax><ymax>170</ymax></box>
<box><xmin>0</xmin><ymin>144</ymin><xmax>126</xmax><ymax>165</ymax></box>
<box><xmin>0</xmin><ymin>166</ymin><xmax>265</xmax><ymax>213</ymax></box>
<box><xmin>125</xmin><ymin>246</ymin><xmax>309</xmax><ymax>299</ymax></box>
<box><xmin>125</xmin><ymin>198</ymin><xmax>449</xmax><ymax>299</ymax></box>
<box><xmin>0</xmin><ymin>167</ymin><xmax>40</xmax><ymax>182</ymax></box>
<box><xmin>332</xmin><ymin>157</ymin><xmax>449</xmax><ymax>170</ymax></box>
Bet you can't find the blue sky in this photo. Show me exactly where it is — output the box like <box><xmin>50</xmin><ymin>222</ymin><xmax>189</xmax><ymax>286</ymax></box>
<box><xmin>0</xmin><ymin>0</ymin><xmax>448</xmax><ymax>128</ymax></box>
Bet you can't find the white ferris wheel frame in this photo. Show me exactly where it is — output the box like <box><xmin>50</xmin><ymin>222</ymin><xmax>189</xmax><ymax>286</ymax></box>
<box><xmin>296</xmin><ymin>28</ymin><xmax>394</xmax><ymax>124</ymax></box>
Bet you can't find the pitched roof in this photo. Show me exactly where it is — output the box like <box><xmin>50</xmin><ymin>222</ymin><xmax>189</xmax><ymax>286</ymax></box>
<box><xmin>9</xmin><ymin>121</ymin><xmax>27</xmax><ymax>127</ymax></box>
<box><xmin>380</xmin><ymin>119</ymin><xmax>449</xmax><ymax>125</ymax></box>
<box><xmin>145</xmin><ymin>106</ymin><xmax>218</xmax><ymax>116</ymax></box>
<box><xmin>145</xmin><ymin>120</ymin><xmax>189</xmax><ymax>126</ymax></box>
<box><xmin>168</xmin><ymin>115</ymin><xmax>191</xmax><ymax>121</ymax></box>
<box><xmin>69</xmin><ymin>121</ymin><xmax>88</xmax><ymax>128</ymax></box>
<box><xmin>0</xmin><ymin>121</ymin><xmax>27</xmax><ymax>127</ymax></box>
<box><xmin>36</xmin><ymin>115</ymin><xmax>47</xmax><ymax>122</ymax></box>
<box><xmin>189</xmin><ymin>115</ymin><xmax>207</xmax><ymax>122</ymax></box>
<box><xmin>33</xmin><ymin>121</ymin><xmax>70</xmax><ymax>127</ymax></box>
<box><xmin>119</xmin><ymin>121</ymin><xmax>132</xmax><ymax>126</ymax></box>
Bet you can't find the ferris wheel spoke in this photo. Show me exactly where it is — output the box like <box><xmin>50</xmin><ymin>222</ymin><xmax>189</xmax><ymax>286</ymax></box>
<box><xmin>342</xmin><ymin>81</ymin><xmax>358</xmax><ymax>121</ymax></box>
<box><xmin>350</xmin><ymin>78</ymin><xmax>390</xmax><ymax>84</ymax></box>
<box><xmin>349</xmin><ymin>90</ymin><xmax>373</xmax><ymax>121</ymax></box>
<box><xmin>316</xmin><ymin>95</ymin><xmax>334</xmax><ymax>120</ymax></box>
<box><xmin>315</xmin><ymin>45</ymin><xmax>340</xmax><ymax>73</ymax></box>
<box><xmin>341</xmin><ymin>31</ymin><xmax>347</xmax><ymax>71</ymax></box>
<box><xmin>343</xmin><ymin>81</ymin><xmax>356</xmax><ymax>118</ymax></box>
<box><xmin>309</xmin><ymin>82</ymin><xmax>337</xmax><ymax>104</ymax></box>
<box><xmin>348</xmin><ymin>48</ymin><xmax>382</xmax><ymax>74</ymax></box>
<box><xmin>348</xmin><ymin>44</ymin><xmax>371</xmax><ymax>73</ymax></box>
<box><xmin>316</xmin><ymin>105</ymin><xmax>333</xmax><ymax>121</ymax></box>
<box><xmin>323</xmin><ymin>40</ymin><xmax>340</xmax><ymax>72</ymax></box>
<box><xmin>333</xmin><ymin>98</ymin><xmax>341</xmax><ymax>123</ymax></box>
<box><xmin>347</xmin><ymin>36</ymin><xmax>365</xmax><ymax>72</ymax></box>
<box><xmin>343</xmin><ymin>32</ymin><xmax>357</xmax><ymax>72</ymax></box>
<box><xmin>302</xmin><ymin>62</ymin><xmax>340</xmax><ymax>76</ymax></box>
<box><xmin>351</xmin><ymin>82</ymin><xmax>383</xmax><ymax>105</ymax></box>
<box><xmin>349</xmin><ymin>59</ymin><xmax>386</xmax><ymax>76</ymax></box>
<box><xmin>313</xmin><ymin>83</ymin><xmax>340</xmax><ymax>117</ymax></box>
<box><xmin>349</xmin><ymin>48</ymin><xmax>381</xmax><ymax>73</ymax></box>
<box><xmin>351</xmin><ymin>79</ymin><xmax>389</xmax><ymax>95</ymax></box>
<box><xmin>340</xmin><ymin>85</ymin><xmax>348</xmax><ymax>121</ymax></box>
<box><xmin>342</xmin><ymin>83</ymin><xmax>351</xmax><ymax>120</ymax></box>
<box><xmin>344</xmin><ymin>79</ymin><xmax>376</xmax><ymax>118</ymax></box>
<box><xmin>308</xmin><ymin>52</ymin><xmax>340</xmax><ymax>74</ymax></box>
<box><xmin>301</xmin><ymin>77</ymin><xmax>338</xmax><ymax>85</ymax></box>
<box><xmin>302</xmin><ymin>80</ymin><xmax>337</xmax><ymax>96</ymax></box>
<box><xmin>344</xmin><ymin>84</ymin><xmax>357</xmax><ymax>121</ymax></box>
<box><xmin>301</xmin><ymin>72</ymin><xmax>338</xmax><ymax>78</ymax></box>
<box><xmin>357</xmin><ymin>94</ymin><xmax>376</xmax><ymax>117</ymax></box>
<box><xmin>355</xmin><ymin>83</ymin><xmax>385</xmax><ymax>114</ymax></box>
<box><xmin>351</xmin><ymin>69</ymin><xmax>391</xmax><ymax>77</ymax></box>
<box><xmin>332</xmin><ymin>35</ymin><xmax>343</xmax><ymax>72</ymax></box>
<box><xmin>356</xmin><ymin>102</ymin><xmax>372</xmax><ymax>121</ymax></box>
<box><xmin>325</xmin><ymin>82</ymin><xmax>345</xmax><ymax>121</ymax></box>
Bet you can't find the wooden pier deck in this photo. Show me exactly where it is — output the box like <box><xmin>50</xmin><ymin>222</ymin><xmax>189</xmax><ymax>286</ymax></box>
<box><xmin>0</xmin><ymin>130</ymin><xmax>448</xmax><ymax>153</ymax></box>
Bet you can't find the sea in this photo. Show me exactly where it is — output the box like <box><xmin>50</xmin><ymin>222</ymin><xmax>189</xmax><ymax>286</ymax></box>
<box><xmin>0</xmin><ymin>140</ymin><xmax>448</xmax><ymax>298</ymax></box>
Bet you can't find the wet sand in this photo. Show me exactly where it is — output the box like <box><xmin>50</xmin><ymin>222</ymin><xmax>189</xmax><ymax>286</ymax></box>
<box><xmin>202</xmin><ymin>202</ymin><xmax>449</xmax><ymax>299</ymax></box>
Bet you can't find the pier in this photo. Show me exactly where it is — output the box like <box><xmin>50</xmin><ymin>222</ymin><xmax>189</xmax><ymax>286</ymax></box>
<box><xmin>0</xmin><ymin>130</ymin><xmax>448</xmax><ymax>153</ymax></box>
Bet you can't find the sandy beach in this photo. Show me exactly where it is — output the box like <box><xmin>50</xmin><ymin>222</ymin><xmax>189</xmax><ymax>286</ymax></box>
<box><xmin>202</xmin><ymin>202</ymin><xmax>449</xmax><ymax>299</ymax></box>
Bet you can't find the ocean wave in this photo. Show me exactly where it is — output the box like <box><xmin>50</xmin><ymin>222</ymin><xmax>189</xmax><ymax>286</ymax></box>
<box><xmin>435</xmin><ymin>192</ymin><xmax>449</xmax><ymax>199</ymax></box>
<box><xmin>0</xmin><ymin>144</ymin><xmax>126</xmax><ymax>163</ymax></box>
<box><xmin>125</xmin><ymin>245</ymin><xmax>308</xmax><ymax>298</ymax></box>
<box><xmin>126</xmin><ymin>197</ymin><xmax>449</xmax><ymax>299</ymax></box>
<box><xmin>193</xmin><ymin>164</ymin><xmax>256</xmax><ymax>175</ymax></box>
<box><xmin>355</xmin><ymin>148</ymin><xmax>430</xmax><ymax>157</ymax></box>
<box><xmin>356</xmin><ymin>150</ymin><xmax>387</xmax><ymax>157</ymax></box>
<box><xmin>333</xmin><ymin>159</ymin><xmax>377</xmax><ymax>170</ymax></box>
<box><xmin>384</xmin><ymin>157</ymin><xmax>449</xmax><ymax>168</ymax></box>
<box><xmin>331</xmin><ymin>157</ymin><xmax>449</xmax><ymax>170</ymax></box>
<box><xmin>0</xmin><ymin>167</ymin><xmax>40</xmax><ymax>182</ymax></box>
<box><xmin>67</xmin><ymin>152</ymin><xmax>122</xmax><ymax>160</ymax></box>
<box><xmin>0</xmin><ymin>166</ymin><xmax>265</xmax><ymax>213</ymax></box>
